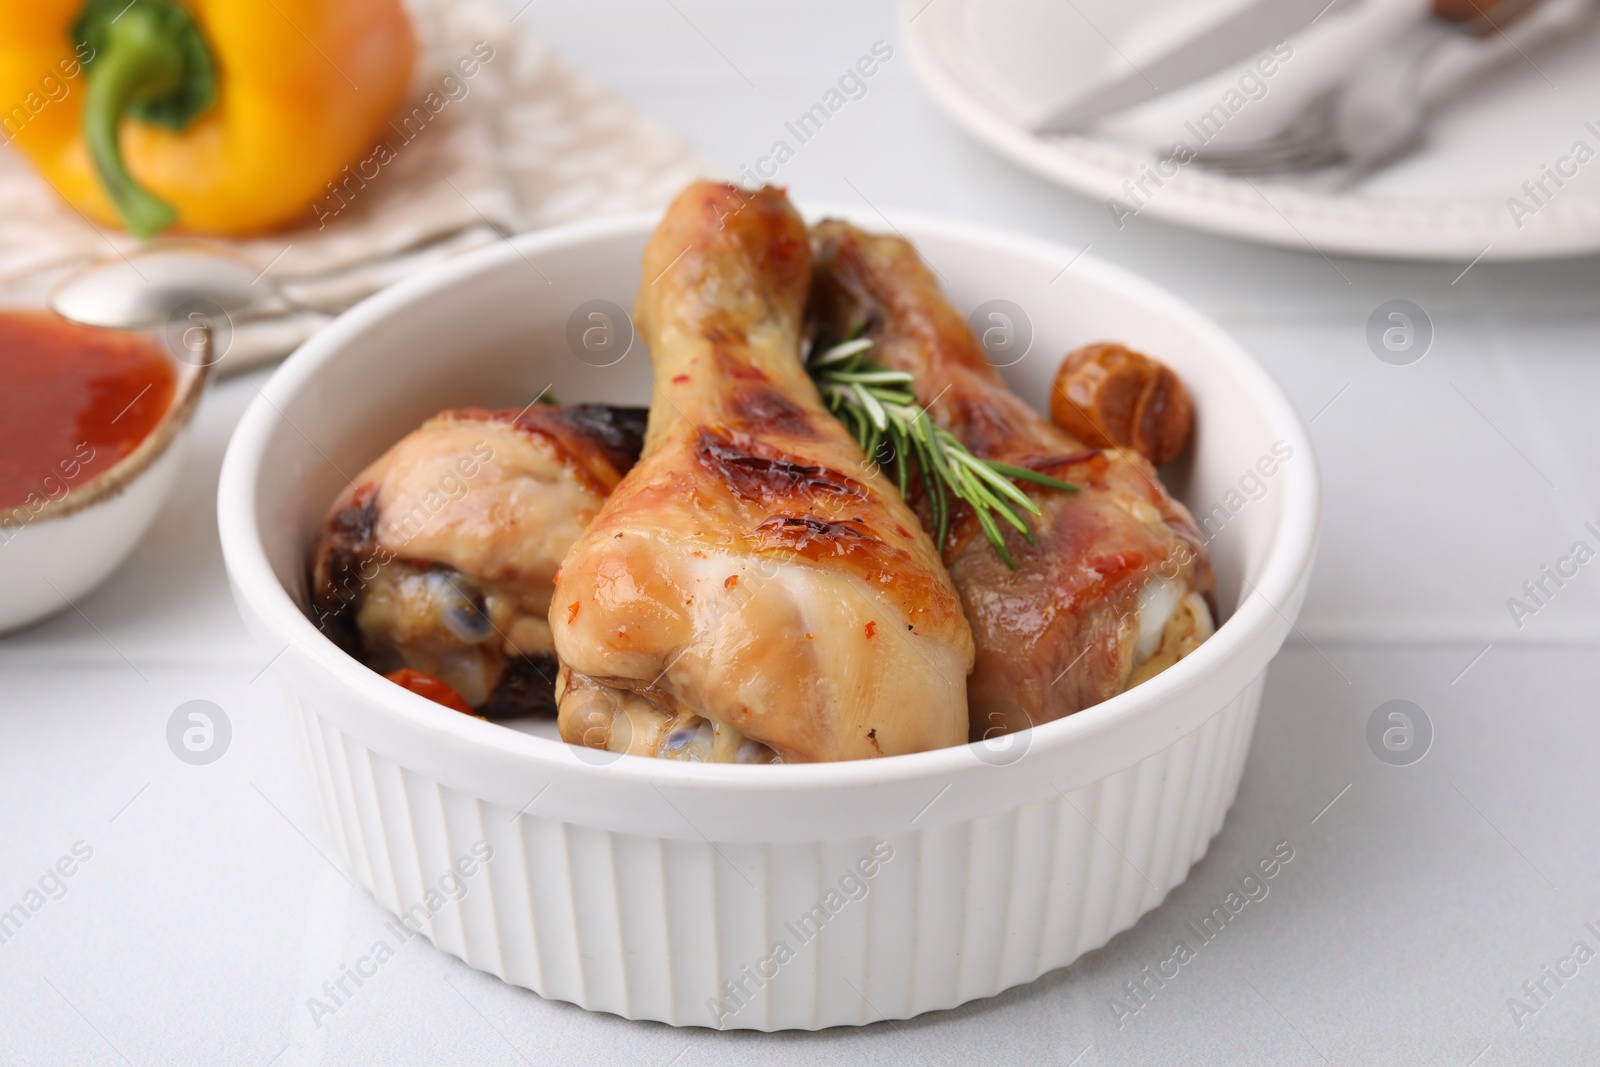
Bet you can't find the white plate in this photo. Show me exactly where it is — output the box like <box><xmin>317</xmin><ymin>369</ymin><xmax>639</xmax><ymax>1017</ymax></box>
<box><xmin>902</xmin><ymin>0</ymin><xmax>1600</xmax><ymax>261</ymax></box>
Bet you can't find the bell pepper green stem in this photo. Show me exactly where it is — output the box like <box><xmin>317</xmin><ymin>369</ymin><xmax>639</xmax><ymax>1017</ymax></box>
<box><xmin>77</xmin><ymin>0</ymin><xmax>217</xmax><ymax>237</ymax></box>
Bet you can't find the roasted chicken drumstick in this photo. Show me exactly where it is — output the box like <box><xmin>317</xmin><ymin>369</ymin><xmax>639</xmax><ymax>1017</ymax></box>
<box><xmin>809</xmin><ymin>221</ymin><xmax>1214</xmax><ymax>738</ymax></box>
<box><xmin>549</xmin><ymin>183</ymin><xmax>974</xmax><ymax>763</ymax></box>
<box><xmin>311</xmin><ymin>404</ymin><xmax>645</xmax><ymax>715</ymax></box>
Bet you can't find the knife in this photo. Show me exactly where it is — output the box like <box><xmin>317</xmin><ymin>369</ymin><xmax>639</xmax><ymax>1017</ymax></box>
<box><xmin>1032</xmin><ymin>0</ymin><xmax>1350</xmax><ymax>135</ymax></box>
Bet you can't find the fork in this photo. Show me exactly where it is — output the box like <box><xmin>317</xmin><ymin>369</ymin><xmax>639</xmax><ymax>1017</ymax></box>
<box><xmin>1193</xmin><ymin>0</ymin><xmax>1544</xmax><ymax>180</ymax></box>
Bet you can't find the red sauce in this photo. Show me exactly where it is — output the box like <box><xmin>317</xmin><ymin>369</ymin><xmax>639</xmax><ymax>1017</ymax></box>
<box><xmin>0</xmin><ymin>311</ymin><xmax>176</xmax><ymax>512</ymax></box>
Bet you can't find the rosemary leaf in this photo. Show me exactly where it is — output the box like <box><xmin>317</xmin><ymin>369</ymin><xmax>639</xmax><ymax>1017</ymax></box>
<box><xmin>948</xmin><ymin>447</ymin><xmax>1044</xmax><ymax>517</ymax></box>
<box><xmin>826</xmin><ymin>369</ymin><xmax>915</xmax><ymax>386</ymax></box>
<box><xmin>853</xmin><ymin>382</ymin><xmax>889</xmax><ymax>431</ymax></box>
<box><xmin>986</xmin><ymin>461</ymin><xmax>1078</xmax><ymax>494</ymax></box>
<box><xmin>806</xmin><ymin>335</ymin><xmax>1074</xmax><ymax>568</ymax></box>
<box><xmin>812</xmin><ymin>337</ymin><xmax>874</xmax><ymax>366</ymax></box>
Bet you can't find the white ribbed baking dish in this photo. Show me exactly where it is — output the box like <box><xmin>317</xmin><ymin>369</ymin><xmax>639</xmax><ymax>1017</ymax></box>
<box><xmin>218</xmin><ymin>206</ymin><xmax>1318</xmax><ymax>1030</ymax></box>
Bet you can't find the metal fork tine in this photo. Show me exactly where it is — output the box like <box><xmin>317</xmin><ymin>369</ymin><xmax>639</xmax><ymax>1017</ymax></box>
<box><xmin>1197</xmin><ymin>137</ymin><xmax>1347</xmax><ymax>176</ymax></box>
<box><xmin>1202</xmin><ymin>148</ymin><xmax>1346</xmax><ymax>177</ymax></box>
<box><xmin>1189</xmin><ymin>88</ymin><xmax>1346</xmax><ymax>176</ymax></box>
<box><xmin>1197</xmin><ymin>135</ymin><xmax>1334</xmax><ymax>166</ymax></box>
<box><xmin>1212</xmin><ymin>140</ymin><xmax>1341</xmax><ymax>168</ymax></box>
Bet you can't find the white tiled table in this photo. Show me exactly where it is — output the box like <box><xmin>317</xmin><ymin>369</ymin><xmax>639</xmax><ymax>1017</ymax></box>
<box><xmin>6</xmin><ymin>3</ymin><xmax>1600</xmax><ymax>1064</ymax></box>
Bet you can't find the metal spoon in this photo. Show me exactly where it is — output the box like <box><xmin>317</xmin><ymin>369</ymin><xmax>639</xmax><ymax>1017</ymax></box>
<box><xmin>49</xmin><ymin>244</ymin><xmax>297</xmax><ymax>365</ymax></box>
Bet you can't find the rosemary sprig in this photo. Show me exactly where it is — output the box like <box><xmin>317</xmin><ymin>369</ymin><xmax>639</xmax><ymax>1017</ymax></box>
<box><xmin>806</xmin><ymin>334</ymin><xmax>1075</xmax><ymax>568</ymax></box>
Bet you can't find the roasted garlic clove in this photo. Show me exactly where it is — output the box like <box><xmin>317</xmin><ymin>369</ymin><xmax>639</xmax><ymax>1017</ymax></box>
<box><xmin>1049</xmin><ymin>342</ymin><xmax>1193</xmax><ymax>467</ymax></box>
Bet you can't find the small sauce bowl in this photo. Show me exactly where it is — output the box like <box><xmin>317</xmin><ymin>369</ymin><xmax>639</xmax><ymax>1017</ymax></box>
<box><xmin>0</xmin><ymin>311</ymin><xmax>209</xmax><ymax>632</ymax></box>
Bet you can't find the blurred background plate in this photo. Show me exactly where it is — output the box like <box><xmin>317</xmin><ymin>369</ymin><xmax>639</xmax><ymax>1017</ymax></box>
<box><xmin>903</xmin><ymin>0</ymin><xmax>1600</xmax><ymax>260</ymax></box>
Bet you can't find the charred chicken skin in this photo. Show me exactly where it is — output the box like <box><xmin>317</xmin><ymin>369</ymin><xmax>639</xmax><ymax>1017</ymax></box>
<box><xmin>310</xmin><ymin>404</ymin><xmax>645</xmax><ymax>716</ymax></box>
<box><xmin>549</xmin><ymin>183</ymin><xmax>974</xmax><ymax>763</ymax></box>
<box><xmin>809</xmin><ymin>221</ymin><xmax>1214</xmax><ymax>739</ymax></box>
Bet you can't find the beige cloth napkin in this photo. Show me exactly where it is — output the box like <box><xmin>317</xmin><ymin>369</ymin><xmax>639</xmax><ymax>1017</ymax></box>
<box><xmin>0</xmin><ymin>0</ymin><xmax>716</xmax><ymax>372</ymax></box>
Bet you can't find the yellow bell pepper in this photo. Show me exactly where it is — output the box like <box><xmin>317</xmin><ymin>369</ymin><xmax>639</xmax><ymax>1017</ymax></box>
<box><xmin>0</xmin><ymin>0</ymin><xmax>415</xmax><ymax>236</ymax></box>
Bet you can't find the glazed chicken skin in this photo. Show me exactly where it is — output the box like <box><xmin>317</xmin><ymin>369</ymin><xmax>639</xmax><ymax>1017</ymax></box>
<box><xmin>809</xmin><ymin>222</ymin><xmax>1214</xmax><ymax>739</ymax></box>
<box><xmin>549</xmin><ymin>182</ymin><xmax>974</xmax><ymax>763</ymax></box>
<box><xmin>311</xmin><ymin>404</ymin><xmax>645</xmax><ymax>715</ymax></box>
